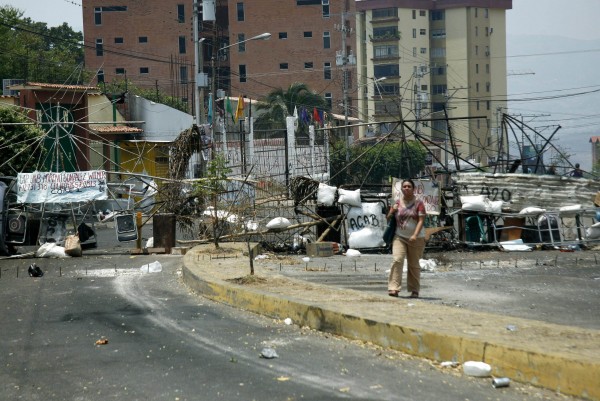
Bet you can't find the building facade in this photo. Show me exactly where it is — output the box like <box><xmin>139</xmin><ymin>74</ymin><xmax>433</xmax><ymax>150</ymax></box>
<box><xmin>355</xmin><ymin>0</ymin><xmax>511</xmax><ymax>166</ymax></box>
<box><xmin>225</xmin><ymin>0</ymin><xmax>355</xmax><ymax>122</ymax></box>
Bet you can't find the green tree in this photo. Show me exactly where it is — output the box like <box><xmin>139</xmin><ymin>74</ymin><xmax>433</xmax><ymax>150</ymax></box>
<box><xmin>0</xmin><ymin>107</ymin><xmax>47</xmax><ymax>176</ymax></box>
<box><xmin>330</xmin><ymin>139</ymin><xmax>427</xmax><ymax>186</ymax></box>
<box><xmin>254</xmin><ymin>83</ymin><xmax>329</xmax><ymax>131</ymax></box>
<box><xmin>0</xmin><ymin>6</ymin><xmax>85</xmax><ymax>85</ymax></box>
<box><xmin>193</xmin><ymin>153</ymin><xmax>232</xmax><ymax>249</ymax></box>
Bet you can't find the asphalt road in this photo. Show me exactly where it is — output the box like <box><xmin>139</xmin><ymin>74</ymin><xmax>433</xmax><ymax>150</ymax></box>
<box><xmin>0</xmin><ymin>225</ymin><xmax>584</xmax><ymax>401</ymax></box>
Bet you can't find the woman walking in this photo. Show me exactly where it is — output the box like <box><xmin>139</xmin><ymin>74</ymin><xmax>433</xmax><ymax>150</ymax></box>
<box><xmin>387</xmin><ymin>179</ymin><xmax>426</xmax><ymax>298</ymax></box>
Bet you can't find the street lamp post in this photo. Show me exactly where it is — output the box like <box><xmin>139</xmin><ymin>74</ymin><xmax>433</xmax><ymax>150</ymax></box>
<box><xmin>210</xmin><ymin>32</ymin><xmax>271</xmax><ymax>129</ymax></box>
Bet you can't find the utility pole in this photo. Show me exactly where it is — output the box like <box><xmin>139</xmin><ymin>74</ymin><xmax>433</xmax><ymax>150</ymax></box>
<box><xmin>335</xmin><ymin>3</ymin><xmax>355</xmax><ymax>161</ymax></box>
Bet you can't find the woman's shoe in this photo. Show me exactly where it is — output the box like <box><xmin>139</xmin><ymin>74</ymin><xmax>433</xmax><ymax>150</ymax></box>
<box><xmin>388</xmin><ymin>290</ymin><xmax>399</xmax><ymax>297</ymax></box>
<box><xmin>410</xmin><ymin>291</ymin><xmax>419</xmax><ymax>298</ymax></box>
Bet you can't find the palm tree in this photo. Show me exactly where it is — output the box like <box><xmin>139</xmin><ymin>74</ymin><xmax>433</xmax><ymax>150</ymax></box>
<box><xmin>254</xmin><ymin>82</ymin><xmax>329</xmax><ymax>131</ymax></box>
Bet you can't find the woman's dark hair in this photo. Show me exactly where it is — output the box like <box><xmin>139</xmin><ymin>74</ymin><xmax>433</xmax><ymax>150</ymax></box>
<box><xmin>402</xmin><ymin>178</ymin><xmax>415</xmax><ymax>189</ymax></box>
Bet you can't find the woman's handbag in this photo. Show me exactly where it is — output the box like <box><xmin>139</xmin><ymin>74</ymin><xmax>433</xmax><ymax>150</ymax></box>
<box><xmin>383</xmin><ymin>216</ymin><xmax>396</xmax><ymax>245</ymax></box>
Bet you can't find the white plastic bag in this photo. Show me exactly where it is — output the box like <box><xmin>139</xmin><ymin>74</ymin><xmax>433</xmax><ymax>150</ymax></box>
<box><xmin>463</xmin><ymin>361</ymin><xmax>492</xmax><ymax>377</ymax></box>
<box><xmin>140</xmin><ymin>261</ymin><xmax>162</xmax><ymax>273</ymax></box>
<box><xmin>36</xmin><ymin>242</ymin><xmax>69</xmax><ymax>258</ymax></box>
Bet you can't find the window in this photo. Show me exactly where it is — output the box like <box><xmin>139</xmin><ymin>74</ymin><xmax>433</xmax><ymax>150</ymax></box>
<box><xmin>322</xmin><ymin>0</ymin><xmax>329</xmax><ymax>18</ymax></box>
<box><xmin>374</xmin><ymin>45</ymin><xmax>398</xmax><ymax>59</ymax></box>
<box><xmin>177</xmin><ymin>4</ymin><xmax>185</xmax><ymax>23</ymax></box>
<box><xmin>180</xmin><ymin>66</ymin><xmax>188</xmax><ymax>83</ymax></box>
<box><xmin>486</xmin><ymin>82</ymin><xmax>490</xmax><ymax>92</ymax></box>
<box><xmin>477</xmin><ymin>101</ymin><xmax>480</xmax><ymax>111</ymax></box>
<box><xmin>237</xmin><ymin>2</ymin><xmax>244</xmax><ymax>21</ymax></box>
<box><xmin>140</xmin><ymin>67</ymin><xmax>149</xmax><ymax>74</ymax></box>
<box><xmin>420</xmin><ymin>29</ymin><xmax>426</xmax><ymax>36</ymax></box>
<box><xmin>432</xmin><ymin>66</ymin><xmax>446</xmax><ymax>76</ymax></box>
<box><xmin>486</xmin><ymin>64</ymin><xmax>490</xmax><ymax>74</ymax></box>
<box><xmin>116</xmin><ymin>68</ymin><xmax>125</xmax><ymax>75</ymax></box>
<box><xmin>430</xmin><ymin>47</ymin><xmax>446</xmax><ymax>58</ymax></box>
<box><xmin>279</xmin><ymin>32</ymin><xmax>287</xmax><ymax>39</ymax></box>
<box><xmin>305</xmin><ymin>62</ymin><xmax>313</xmax><ymax>69</ymax></box>
<box><xmin>97</xmin><ymin>69</ymin><xmax>104</xmax><ymax>84</ymax></box>
<box><xmin>412</xmin><ymin>10</ymin><xmax>416</xmax><ymax>19</ymax></box>
<box><xmin>475</xmin><ymin>26</ymin><xmax>478</xmax><ymax>36</ymax></box>
<box><xmin>420</xmin><ymin>10</ymin><xmax>426</xmax><ymax>17</ymax></box>
<box><xmin>475</xmin><ymin>8</ymin><xmax>478</xmax><ymax>18</ymax></box>
<box><xmin>476</xmin><ymin>64</ymin><xmax>479</xmax><ymax>73</ymax></box>
<box><xmin>323</xmin><ymin>31</ymin><xmax>330</xmax><ymax>49</ymax></box>
<box><xmin>280</xmin><ymin>63</ymin><xmax>289</xmax><ymax>70</ymax></box>
<box><xmin>179</xmin><ymin>36</ymin><xmax>186</xmax><ymax>54</ymax></box>
<box><xmin>139</xmin><ymin>36</ymin><xmax>148</xmax><ymax>43</ymax></box>
<box><xmin>94</xmin><ymin>7</ymin><xmax>102</xmax><ymax>25</ymax></box>
<box><xmin>476</xmin><ymin>82</ymin><xmax>480</xmax><ymax>92</ymax></box>
<box><xmin>324</xmin><ymin>62</ymin><xmax>331</xmax><ymax>79</ymax></box>
<box><xmin>239</xmin><ymin>65</ymin><xmax>246</xmax><ymax>83</ymax></box>
<box><xmin>374</xmin><ymin>64</ymin><xmax>399</xmax><ymax>77</ymax></box>
<box><xmin>420</xmin><ymin>47</ymin><xmax>427</xmax><ymax>54</ymax></box>
<box><xmin>485</xmin><ymin>27</ymin><xmax>489</xmax><ymax>36</ymax></box>
<box><xmin>114</xmin><ymin>37</ymin><xmax>123</xmax><ymax>44</ymax></box>
<box><xmin>238</xmin><ymin>33</ymin><xmax>246</xmax><ymax>52</ymax></box>
<box><xmin>486</xmin><ymin>100</ymin><xmax>490</xmax><ymax>110</ymax></box>
<box><xmin>297</xmin><ymin>0</ymin><xmax>321</xmax><ymax>4</ymax></box>
<box><xmin>431</xmin><ymin>10</ymin><xmax>444</xmax><ymax>21</ymax></box>
<box><xmin>412</xmin><ymin>28</ymin><xmax>416</xmax><ymax>38</ymax></box>
<box><xmin>431</xmin><ymin>29</ymin><xmax>446</xmax><ymax>39</ymax></box>
<box><xmin>373</xmin><ymin>26</ymin><xmax>398</xmax><ymax>39</ymax></box>
<box><xmin>325</xmin><ymin>93</ymin><xmax>332</xmax><ymax>108</ymax></box>
<box><xmin>413</xmin><ymin>47</ymin><xmax>417</xmax><ymax>57</ymax></box>
<box><xmin>95</xmin><ymin>38</ymin><xmax>103</xmax><ymax>56</ymax></box>
<box><xmin>484</xmin><ymin>8</ymin><xmax>489</xmax><ymax>18</ymax></box>
<box><xmin>372</xmin><ymin>8</ymin><xmax>397</xmax><ymax>18</ymax></box>
<box><xmin>95</xmin><ymin>6</ymin><xmax>127</xmax><ymax>25</ymax></box>
<box><xmin>432</xmin><ymin>84</ymin><xmax>447</xmax><ymax>95</ymax></box>
<box><xmin>304</xmin><ymin>31</ymin><xmax>313</xmax><ymax>38</ymax></box>
<box><xmin>475</xmin><ymin>45</ymin><xmax>478</xmax><ymax>55</ymax></box>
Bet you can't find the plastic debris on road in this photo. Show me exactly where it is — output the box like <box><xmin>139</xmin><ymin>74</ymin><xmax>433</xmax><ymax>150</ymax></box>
<box><xmin>140</xmin><ymin>261</ymin><xmax>162</xmax><ymax>273</ymax></box>
<box><xmin>284</xmin><ymin>318</ymin><xmax>292</xmax><ymax>325</ymax></box>
<box><xmin>260</xmin><ymin>347</ymin><xmax>279</xmax><ymax>359</ymax></box>
<box><xmin>345</xmin><ymin>249</ymin><xmax>361</xmax><ymax>257</ymax></box>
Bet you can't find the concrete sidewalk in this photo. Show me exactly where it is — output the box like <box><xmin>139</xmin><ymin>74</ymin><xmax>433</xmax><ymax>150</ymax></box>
<box><xmin>182</xmin><ymin>243</ymin><xmax>600</xmax><ymax>401</ymax></box>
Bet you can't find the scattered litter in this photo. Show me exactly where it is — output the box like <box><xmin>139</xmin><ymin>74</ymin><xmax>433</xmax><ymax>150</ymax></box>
<box><xmin>419</xmin><ymin>258</ymin><xmax>437</xmax><ymax>271</ymax></box>
<box><xmin>345</xmin><ymin>249</ymin><xmax>361</xmax><ymax>257</ymax></box>
<box><xmin>276</xmin><ymin>376</ymin><xmax>290</xmax><ymax>382</ymax></box>
<box><xmin>492</xmin><ymin>377</ymin><xmax>511</xmax><ymax>388</ymax></box>
<box><xmin>440</xmin><ymin>361</ymin><xmax>459</xmax><ymax>368</ymax></box>
<box><xmin>284</xmin><ymin>318</ymin><xmax>292</xmax><ymax>325</ymax></box>
<box><xmin>302</xmin><ymin>257</ymin><xmax>310</xmax><ymax>262</ymax></box>
<box><xmin>145</xmin><ymin>237</ymin><xmax>154</xmax><ymax>248</ymax></box>
<box><xmin>140</xmin><ymin>261</ymin><xmax>162</xmax><ymax>273</ymax></box>
<box><xmin>463</xmin><ymin>361</ymin><xmax>492</xmax><ymax>377</ymax></box>
<box><xmin>254</xmin><ymin>254</ymin><xmax>269</xmax><ymax>260</ymax></box>
<box><xmin>260</xmin><ymin>347</ymin><xmax>279</xmax><ymax>359</ymax></box>
<box><xmin>28</xmin><ymin>263</ymin><xmax>44</xmax><ymax>277</ymax></box>
<box><xmin>506</xmin><ymin>325</ymin><xmax>518</xmax><ymax>331</ymax></box>
<box><xmin>95</xmin><ymin>338</ymin><xmax>109</xmax><ymax>345</ymax></box>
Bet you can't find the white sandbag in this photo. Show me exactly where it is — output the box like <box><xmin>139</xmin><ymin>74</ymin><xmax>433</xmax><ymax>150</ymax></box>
<box><xmin>317</xmin><ymin>183</ymin><xmax>337</xmax><ymax>206</ymax></box>
<box><xmin>36</xmin><ymin>242</ymin><xmax>69</xmax><ymax>258</ymax></box>
<box><xmin>266</xmin><ymin>217</ymin><xmax>291</xmax><ymax>229</ymax></box>
<box><xmin>345</xmin><ymin>249</ymin><xmax>362</xmax><ymax>257</ymax></box>
<box><xmin>559</xmin><ymin>204</ymin><xmax>583</xmax><ymax>216</ymax></box>
<box><xmin>346</xmin><ymin>203</ymin><xmax>386</xmax><ymax>248</ymax></box>
<box><xmin>463</xmin><ymin>361</ymin><xmax>492</xmax><ymax>377</ymax></box>
<box><xmin>519</xmin><ymin>206</ymin><xmax>546</xmax><ymax>215</ymax></box>
<box><xmin>460</xmin><ymin>195</ymin><xmax>487</xmax><ymax>212</ymax></box>
<box><xmin>348</xmin><ymin>227</ymin><xmax>385</xmax><ymax>248</ymax></box>
<box><xmin>586</xmin><ymin>221</ymin><xmax>600</xmax><ymax>239</ymax></box>
<box><xmin>338</xmin><ymin>188</ymin><xmax>362</xmax><ymax>207</ymax></box>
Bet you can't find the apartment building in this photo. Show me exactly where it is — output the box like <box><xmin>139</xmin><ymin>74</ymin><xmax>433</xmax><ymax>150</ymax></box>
<box><xmin>226</xmin><ymin>0</ymin><xmax>355</xmax><ymax>118</ymax></box>
<box><xmin>82</xmin><ymin>1</ymin><xmax>229</xmax><ymax>116</ymax></box>
<box><xmin>355</xmin><ymin>0</ymin><xmax>512</xmax><ymax>166</ymax></box>
<box><xmin>82</xmin><ymin>1</ymin><xmax>355</xmax><ymax>130</ymax></box>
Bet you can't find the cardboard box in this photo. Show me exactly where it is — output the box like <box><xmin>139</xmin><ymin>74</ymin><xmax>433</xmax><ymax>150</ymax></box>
<box><xmin>594</xmin><ymin>191</ymin><xmax>600</xmax><ymax>207</ymax></box>
<box><xmin>306</xmin><ymin>242</ymin><xmax>335</xmax><ymax>257</ymax></box>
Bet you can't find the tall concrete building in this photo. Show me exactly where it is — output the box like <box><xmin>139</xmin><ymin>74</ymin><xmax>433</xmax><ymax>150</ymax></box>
<box><xmin>355</xmin><ymin>0</ymin><xmax>511</xmax><ymax>166</ymax></box>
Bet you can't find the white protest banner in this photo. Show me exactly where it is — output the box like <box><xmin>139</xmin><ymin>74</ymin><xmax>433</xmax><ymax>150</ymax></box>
<box><xmin>392</xmin><ymin>178</ymin><xmax>440</xmax><ymax>214</ymax></box>
<box><xmin>17</xmin><ymin>170</ymin><xmax>108</xmax><ymax>204</ymax></box>
<box><xmin>346</xmin><ymin>202</ymin><xmax>386</xmax><ymax>249</ymax></box>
